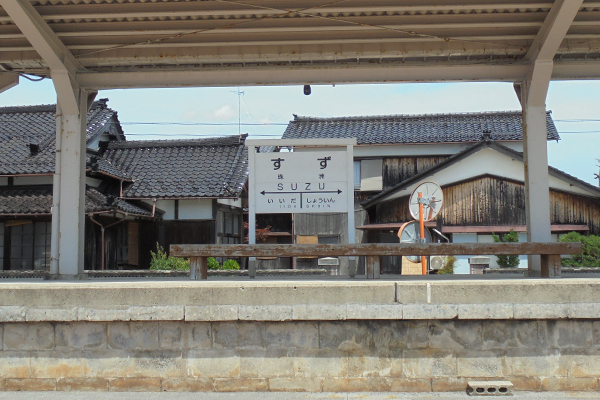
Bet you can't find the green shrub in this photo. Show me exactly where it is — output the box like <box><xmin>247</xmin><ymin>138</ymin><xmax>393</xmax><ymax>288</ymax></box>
<box><xmin>492</xmin><ymin>229</ymin><xmax>520</xmax><ymax>268</ymax></box>
<box><xmin>559</xmin><ymin>232</ymin><xmax>600</xmax><ymax>268</ymax></box>
<box><xmin>437</xmin><ymin>256</ymin><xmax>457</xmax><ymax>274</ymax></box>
<box><xmin>207</xmin><ymin>257</ymin><xmax>220</xmax><ymax>270</ymax></box>
<box><xmin>221</xmin><ymin>259</ymin><xmax>240</xmax><ymax>270</ymax></box>
<box><xmin>149</xmin><ymin>243</ymin><xmax>190</xmax><ymax>270</ymax></box>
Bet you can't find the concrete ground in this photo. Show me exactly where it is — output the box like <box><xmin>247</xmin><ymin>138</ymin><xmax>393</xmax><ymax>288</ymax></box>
<box><xmin>1</xmin><ymin>392</ymin><xmax>600</xmax><ymax>399</ymax></box>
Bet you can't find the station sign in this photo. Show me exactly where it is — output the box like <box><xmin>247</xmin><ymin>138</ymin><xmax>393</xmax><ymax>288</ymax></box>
<box><xmin>254</xmin><ymin>151</ymin><xmax>348</xmax><ymax>214</ymax></box>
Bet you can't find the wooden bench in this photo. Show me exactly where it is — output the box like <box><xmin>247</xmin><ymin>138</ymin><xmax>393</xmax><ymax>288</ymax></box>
<box><xmin>170</xmin><ymin>242</ymin><xmax>582</xmax><ymax>280</ymax></box>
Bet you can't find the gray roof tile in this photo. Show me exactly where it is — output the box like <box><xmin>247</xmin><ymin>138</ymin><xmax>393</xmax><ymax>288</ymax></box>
<box><xmin>104</xmin><ymin>135</ymin><xmax>249</xmax><ymax>199</ymax></box>
<box><xmin>282</xmin><ymin>111</ymin><xmax>560</xmax><ymax>144</ymax></box>
<box><xmin>0</xmin><ymin>99</ymin><xmax>125</xmax><ymax>175</ymax></box>
<box><xmin>0</xmin><ymin>186</ymin><xmax>155</xmax><ymax>217</ymax></box>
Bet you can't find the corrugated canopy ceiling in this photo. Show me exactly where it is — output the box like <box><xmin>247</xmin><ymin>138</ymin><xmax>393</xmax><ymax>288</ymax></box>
<box><xmin>0</xmin><ymin>0</ymin><xmax>599</xmax><ymax>88</ymax></box>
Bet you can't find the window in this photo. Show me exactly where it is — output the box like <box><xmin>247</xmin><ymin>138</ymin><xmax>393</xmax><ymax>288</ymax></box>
<box><xmin>4</xmin><ymin>221</ymin><xmax>51</xmax><ymax>271</ymax></box>
<box><xmin>318</xmin><ymin>235</ymin><xmax>339</xmax><ymax>245</ymax></box>
<box><xmin>217</xmin><ymin>210</ymin><xmax>241</xmax><ymax>245</ymax></box>
<box><xmin>354</xmin><ymin>161</ymin><xmax>361</xmax><ymax>189</ymax></box>
<box><xmin>116</xmin><ymin>223</ymin><xmax>129</xmax><ymax>264</ymax></box>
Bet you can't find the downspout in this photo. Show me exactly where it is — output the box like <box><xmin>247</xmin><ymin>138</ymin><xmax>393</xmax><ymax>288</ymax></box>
<box><xmin>50</xmin><ymin>104</ymin><xmax>62</xmax><ymax>275</ymax></box>
<box><xmin>89</xmin><ymin>215</ymin><xmax>126</xmax><ymax>271</ymax></box>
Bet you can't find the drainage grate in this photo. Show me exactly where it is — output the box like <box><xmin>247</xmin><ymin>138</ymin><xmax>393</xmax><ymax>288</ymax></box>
<box><xmin>467</xmin><ymin>381</ymin><xmax>513</xmax><ymax>396</ymax></box>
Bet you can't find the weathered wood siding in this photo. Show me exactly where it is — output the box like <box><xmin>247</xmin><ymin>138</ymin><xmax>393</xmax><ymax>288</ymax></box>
<box><xmin>84</xmin><ymin>219</ymin><xmax>120</xmax><ymax>271</ymax></box>
<box><xmin>374</xmin><ymin>176</ymin><xmax>600</xmax><ymax>235</ymax></box>
<box><xmin>550</xmin><ymin>190</ymin><xmax>600</xmax><ymax>235</ymax></box>
<box><xmin>137</xmin><ymin>220</ymin><xmax>216</xmax><ymax>269</ymax></box>
<box><xmin>383</xmin><ymin>156</ymin><xmax>449</xmax><ymax>190</ymax></box>
<box><xmin>294</xmin><ymin>213</ymin><xmax>349</xmax><ymax>274</ymax></box>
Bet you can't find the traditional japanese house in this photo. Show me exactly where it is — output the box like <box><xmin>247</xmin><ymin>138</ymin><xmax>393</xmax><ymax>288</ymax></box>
<box><xmin>277</xmin><ymin>111</ymin><xmax>600</xmax><ymax>274</ymax></box>
<box><xmin>103</xmin><ymin>135</ymin><xmax>248</xmax><ymax>268</ymax></box>
<box><xmin>0</xmin><ymin>99</ymin><xmax>159</xmax><ymax>271</ymax></box>
<box><xmin>0</xmin><ymin>100</ymin><xmax>249</xmax><ymax>271</ymax></box>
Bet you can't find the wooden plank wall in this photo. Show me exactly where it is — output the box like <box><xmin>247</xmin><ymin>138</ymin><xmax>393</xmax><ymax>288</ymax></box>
<box><xmin>382</xmin><ymin>156</ymin><xmax>449</xmax><ymax>190</ymax></box>
<box><xmin>294</xmin><ymin>213</ymin><xmax>349</xmax><ymax>274</ymax></box>
<box><xmin>374</xmin><ymin>176</ymin><xmax>600</xmax><ymax>235</ymax></box>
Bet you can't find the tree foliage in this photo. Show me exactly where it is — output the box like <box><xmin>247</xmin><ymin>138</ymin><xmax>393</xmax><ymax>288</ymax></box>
<box><xmin>492</xmin><ymin>229</ymin><xmax>520</xmax><ymax>268</ymax></box>
<box><xmin>558</xmin><ymin>232</ymin><xmax>600</xmax><ymax>268</ymax></box>
<box><xmin>207</xmin><ymin>257</ymin><xmax>241</xmax><ymax>270</ymax></box>
<box><xmin>243</xmin><ymin>222</ymin><xmax>272</xmax><ymax>243</ymax></box>
<box><xmin>150</xmin><ymin>243</ymin><xmax>190</xmax><ymax>270</ymax></box>
<box><xmin>437</xmin><ymin>256</ymin><xmax>457</xmax><ymax>274</ymax></box>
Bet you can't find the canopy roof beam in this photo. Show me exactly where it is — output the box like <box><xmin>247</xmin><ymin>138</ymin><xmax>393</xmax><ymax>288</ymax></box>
<box><xmin>0</xmin><ymin>0</ymin><xmax>85</xmax><ymax>113</ymax></box>
<box><xmin>0</xmin><ymin>73</ymin><xmax>18</xmax><ymax>93</ymax></box>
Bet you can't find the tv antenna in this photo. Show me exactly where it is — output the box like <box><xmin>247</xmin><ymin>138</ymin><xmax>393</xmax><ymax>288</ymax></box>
<box><xmin>231</xmin><ymin>87</ymin><xmax>244</xmax><ymax>136</ymax></box>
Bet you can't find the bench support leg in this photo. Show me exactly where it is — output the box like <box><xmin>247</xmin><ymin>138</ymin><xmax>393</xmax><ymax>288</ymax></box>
<box><xmin>366</xmin><ymin>255</ymin><xmax>380</xmax><ymax>279</ymax></box>
<box><xmin>541</xmin><ymin>254</ymin><xmax>561</xmax><ymax>278</ymax></box>
<box><xmin>190</xmin><ymin>257</ymin><xmax>208</xmax><ymax>280</ymax></box>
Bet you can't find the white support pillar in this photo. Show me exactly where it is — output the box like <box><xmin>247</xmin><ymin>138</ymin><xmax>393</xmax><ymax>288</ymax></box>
<box><xmin>516</xmin><ymin>0</ymin><xmax>582</xmax><ymax>276</ymax></box>
<box><xmin>518</xmin><ymin>61</ymin><xmax>553</xmax><ymax>276</ymax></box>
<box><xmin>51</xmin><ymin>89</ymin><xmax>95</xmax><ymax>278</ymax></box>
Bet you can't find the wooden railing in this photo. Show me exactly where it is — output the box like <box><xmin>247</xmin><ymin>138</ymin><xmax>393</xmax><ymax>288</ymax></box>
<box><xmin>170</xmin><ymin>242</ymin><xmax>582</xmax><ymax>280</ymax></box>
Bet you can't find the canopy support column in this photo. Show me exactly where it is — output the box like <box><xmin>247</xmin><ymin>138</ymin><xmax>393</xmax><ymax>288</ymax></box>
<box><xmin>50</xmin><ymin>88</ymin><xmax>96</xmax><ymax>278</ymax></box>
<box><xmin>516</xmin><ymin>61</ymin><xmax>553</xmax><ymax>277</ymax></box>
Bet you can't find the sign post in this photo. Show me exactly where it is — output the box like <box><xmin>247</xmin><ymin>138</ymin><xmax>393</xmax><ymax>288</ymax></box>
<box><xmin>246</xmin><ymin>139</ymin><xmax>356</xmax><ymax>277</ymax></box>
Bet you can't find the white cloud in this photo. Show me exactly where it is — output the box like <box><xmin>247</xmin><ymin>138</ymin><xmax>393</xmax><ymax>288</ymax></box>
<box><xmin>211</xmin><ymin>104</ymin><xmax>236</xmax><ymax>120</ymax></box>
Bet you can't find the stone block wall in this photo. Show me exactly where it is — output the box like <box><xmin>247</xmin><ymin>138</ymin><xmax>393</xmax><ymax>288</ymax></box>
<box><xmin>1</xmin><ymin>319</ymin><xmax>600</xmax><ymax>392</ymax></box>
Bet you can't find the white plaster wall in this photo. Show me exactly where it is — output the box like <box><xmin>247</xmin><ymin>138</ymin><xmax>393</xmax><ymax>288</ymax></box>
<box><xmin>86</xmin><ymin>177</ymin><xmax>103</xmax><ymax>188</ymax></box>
<box><xmin>13</xmin><ymin>176</ymin><xmax>53</xmax><ymax>185</ymax></box>
<box><xmin>360</xmin><ymin>159</ymin><xmax>383</xmax><ymax>191</ymax></box>
<box><xmin>0</xmin><ymin>177</ymin><xmax>7</xmax><ymax>185</ymax></box>
<box><xmin>451</xmin><ymin>233</ymin><xmax>477</xmax><ymax>274</ymax></box>
<box><xmin>143</xmin><ymin>200</ymin><xmax>175</xmax><ymax>220</ymax></box>
<box><xmin>217</xmin><ymin>198</ymin><xmax>242</xmax><ymax>208</ymax></box>
<box><xmin>178</xmin><ymin>199</ymin><xmax>213</xmax><ymax>220</ymax></box>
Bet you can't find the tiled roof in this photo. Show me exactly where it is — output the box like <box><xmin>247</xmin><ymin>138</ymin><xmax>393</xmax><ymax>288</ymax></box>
<box><xmin>85</xmin><ymin>187</ymin><xmax>157</xmax><ymax>217</ymax></box>
<box><xmin>105</xmin><ymin>135</ymin><xmax>249</xmax><ymax>199</ymax></box>
<box><xmin>282</xmin><ymin>111</ymin><xmax>560</xmax><ymax>144</ymax></box>
<box><xmin>86</xmin><ymin>153</ymin><xmax>132</xmax><ymax>181</ymax></box>
<box><xmin>0</xmin><ymin>99</ymin><xmax>125</xmax><ymax>175</ymax></box>
<box><xmin>0</xmin><ymin>186</ymin><xmax>157</xmax><ymax>217</ymax></box>
<box><xmin>0</xmin><ymin>186</ymin><xmax>53</xmax><ymax>215</ymax></box>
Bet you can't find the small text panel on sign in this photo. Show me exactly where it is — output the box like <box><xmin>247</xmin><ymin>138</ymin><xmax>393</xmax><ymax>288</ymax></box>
<box><xmin>254</xmin><ymin>151</ymin><xmax>348</xmax><ymax>214</ymax></box>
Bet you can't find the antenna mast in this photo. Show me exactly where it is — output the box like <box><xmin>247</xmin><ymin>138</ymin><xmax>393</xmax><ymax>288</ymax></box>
<box><xmin>231</xmin><ymin>87</ymin><xmax>244</xmax><ymax>136</ymax></box>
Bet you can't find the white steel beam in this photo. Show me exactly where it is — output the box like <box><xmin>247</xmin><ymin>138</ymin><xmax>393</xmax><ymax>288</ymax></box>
<box><xmin>0</xmin><ymin>73</ymin><xmax>18</xmax><ymax>93</ymax></box>
<box><xmin>0</xmin><ymin>0</ymin><xmax>93</xmax><ymax>277</ymax></box>
<box><xmin>0</xmin><ymin>0</ymin><xmax>84</xmax><ymax>113</ymax></box>
<box><xmin>78</xmin><ymin>63</ymin><xmax>530</xmax><ymax>90</ymax></box>
<box><xmin>518</xmin><ymin>61</ymin><xmax>553</xmax><ymax>277</ymax></box>
<box><xmin>524</xmin><ymin>0</ymin><xmax>584</xmax><ymax>62</ymax></box>
<box><xmin>518</xmin><ymin>0</ymin><xmax>582</xmax><ymax>276</ymax></box>
<box><xmin>51</xmin><ymin>90</ymin><xmax>96</xmax><ymax>278</ymax></box>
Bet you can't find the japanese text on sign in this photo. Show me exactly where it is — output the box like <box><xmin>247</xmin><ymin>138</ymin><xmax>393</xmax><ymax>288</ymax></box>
<box><xmin>254</xmin><ymin>151</ymin><xmax>348</xmax><ymax>214</ymax></box>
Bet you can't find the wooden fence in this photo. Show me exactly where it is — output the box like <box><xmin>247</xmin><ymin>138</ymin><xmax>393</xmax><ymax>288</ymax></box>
<box><xmin>171</xmin><ymin>242</ymin><xmax>581</xmax><ymax>280</ymax></box>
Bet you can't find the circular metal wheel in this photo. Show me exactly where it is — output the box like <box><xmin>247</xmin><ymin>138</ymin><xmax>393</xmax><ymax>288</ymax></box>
<box><xmin>409</xmin><ymin>181</ymin><xmax>444</xmax><ymax>222</ymax></box>
<box><xmin>397</xmin><ymin>221</ymin><xmax>432</xmax><ymax>263</ymax></box>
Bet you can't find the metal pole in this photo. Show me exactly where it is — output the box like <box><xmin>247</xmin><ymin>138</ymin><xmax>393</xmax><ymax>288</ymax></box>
<box><xmin>419</xmin><ymin>192</ymin><xmax>427</xmax><ymax>275</ymax></box>
<box><xmin>247</xmin><ymin>145</ymin><xmax>257</xmax><ymax>278</ymax></box>
<box><xmin>346</xmin><ymin>144</ymin><xmax>356</xmax><ymax>277</ymax></box>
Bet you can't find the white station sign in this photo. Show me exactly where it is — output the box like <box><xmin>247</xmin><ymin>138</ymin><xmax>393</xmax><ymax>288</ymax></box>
<box><xmin>254</xmin><ymin>151</ymin><xmax>348</xmax><ymax>213</ymax></box>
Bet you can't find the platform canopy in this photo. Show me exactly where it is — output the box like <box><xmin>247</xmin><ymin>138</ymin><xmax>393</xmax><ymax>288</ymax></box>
<box><xmin>0</xmin><ymin>0</ymin><xmax>595</xmax><ymax>278</ymax></box>
<box><xmin>0</xmin><ymin>0</ymin><xmax>599</xmax><ymax>89</ymax></box>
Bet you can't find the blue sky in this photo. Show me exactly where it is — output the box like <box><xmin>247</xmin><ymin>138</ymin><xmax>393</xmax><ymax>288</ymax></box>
<box><xmin>1</xmin><ymin>78</ymin><xmax>598</xmax><ymax>185</ymax></box>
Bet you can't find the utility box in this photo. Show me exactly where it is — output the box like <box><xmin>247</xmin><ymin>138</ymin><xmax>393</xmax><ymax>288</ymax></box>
<box><xmin>469</xmin><ymin>256</ymin><xmax>491</xmax><ymax>274</ymax></box>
